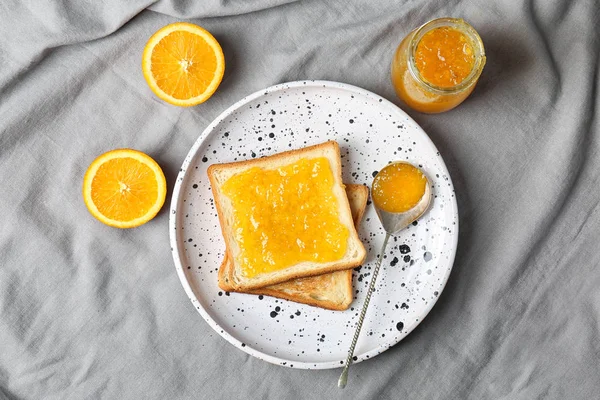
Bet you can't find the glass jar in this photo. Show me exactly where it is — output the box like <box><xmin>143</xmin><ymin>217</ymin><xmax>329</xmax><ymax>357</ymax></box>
<box><xmin>391</xmin><ymin>18</ymin><xmax>486</xmax><ymax>114</ymax></box>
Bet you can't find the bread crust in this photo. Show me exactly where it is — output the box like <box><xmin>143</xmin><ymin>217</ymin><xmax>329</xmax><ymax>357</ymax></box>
<box><xmin>208</xmin><ymin>141</ymin><xmax>366</xmax><ymax>291</ymax></box>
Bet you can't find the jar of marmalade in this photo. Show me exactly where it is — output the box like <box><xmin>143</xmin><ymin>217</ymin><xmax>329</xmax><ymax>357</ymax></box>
<box><xmin>391</xmin><ymin>18</ymin><xmax>486</xmax><ymax>113</ymax></box>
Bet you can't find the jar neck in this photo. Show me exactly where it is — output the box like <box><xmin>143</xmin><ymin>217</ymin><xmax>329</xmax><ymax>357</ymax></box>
<box><xmin>407</xmin><ymin>18</ymin><xmax>486</xmax><ymax>95</ymax></box>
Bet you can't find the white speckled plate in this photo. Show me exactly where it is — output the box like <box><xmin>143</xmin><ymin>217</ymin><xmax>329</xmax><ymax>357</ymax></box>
<box><xmin>169</xmin><ymin>81</ymin><xmax>458</xmax><ymax>369</ymax></box>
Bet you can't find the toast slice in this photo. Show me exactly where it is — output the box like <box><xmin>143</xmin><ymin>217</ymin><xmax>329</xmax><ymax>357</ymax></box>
<box><xmin>218</xmin><ymin>184</ymin><xmax>368</xmax><ymax>310</ymax></box>
<box><xmin>208</xmin><ymin>141</ymin><xmax>366</xmax><ymax>291</ymax></box>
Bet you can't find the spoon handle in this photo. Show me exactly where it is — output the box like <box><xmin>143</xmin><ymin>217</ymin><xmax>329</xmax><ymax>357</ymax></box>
<box><xmin>338</xmin><ymin>232</ymin><xmax>391</xmax><ymax>388</ymax></box>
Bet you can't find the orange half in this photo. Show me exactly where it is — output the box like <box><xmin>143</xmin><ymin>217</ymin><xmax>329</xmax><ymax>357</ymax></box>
<box><xmin>83</xmin><ymin>149</ymin><xmax>167</xmax><ymax>228</ymax></box>
<box><xmin>142</xmin><ymin>22</ymin><xmax>225</xmax><ymax>107</ymax></box>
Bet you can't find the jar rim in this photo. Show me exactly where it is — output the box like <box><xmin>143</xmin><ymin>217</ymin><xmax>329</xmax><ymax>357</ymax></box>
<box><xmin>407</xmin><ymin>18</ymin><xmax>486</xmax><ymax>95</ymax></box>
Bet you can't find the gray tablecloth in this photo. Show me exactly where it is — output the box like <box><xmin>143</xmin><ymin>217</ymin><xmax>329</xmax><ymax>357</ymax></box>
<box><xmin>1</xmin><ymin>0</ymin><xmax>599</xmax><ymax>398</ymax></box>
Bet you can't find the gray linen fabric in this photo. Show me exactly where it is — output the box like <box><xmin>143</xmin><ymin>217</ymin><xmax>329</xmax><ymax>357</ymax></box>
<box><xmin>1</xmin><ymin>0</ymin><xmax>599</xmax><ymax>398</ymax></box>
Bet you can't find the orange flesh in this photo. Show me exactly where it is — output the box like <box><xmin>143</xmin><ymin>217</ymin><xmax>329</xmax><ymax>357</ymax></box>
<box><xmin>150</xmin><ymin>31</ymin><xmax>217</xmax><ymax>100</ymax></box>
<box><xmin>415</xmin><ymin>26</ymin><xmax>475</xmax><ymax>88</ymax></box>
<box><xmin>222</xmin><ymin>157</ymin><xmax>349</xmax><ymax>278</ymax></box>
<box><xmin>91</xmin><ymin>158</ymin><xmax>159</xmax><ymax>221</ymax></box>
<box><xmin>372</xmin><ymin>163</ymin><xmax>426</xmax><ymax>213</ymax></box>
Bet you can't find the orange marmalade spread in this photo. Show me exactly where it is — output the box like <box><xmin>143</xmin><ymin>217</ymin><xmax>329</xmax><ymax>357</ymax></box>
<box><xmin>415</xmin><ymin>26</ymin><xmax>475</xmax><ymax>88</ymax></box>
<box><xmin>372</xmin><ymin>163</ymin><xmax>427</xmax><ymax>213</ymax></box>
<box><xmin>221</xmin><ymin>157</ymin><xmax>349</xmax><ymax>278</ymax></box>
<box><xmin>391</xmin><ymin>18</ymin><xmax>485</xmax><ymax>113</ymax></box>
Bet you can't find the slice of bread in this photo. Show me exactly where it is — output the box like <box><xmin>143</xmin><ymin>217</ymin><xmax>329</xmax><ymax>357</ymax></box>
<box><xmin>208</xmin><ymin>141</ymin><xmax>366</xmax><ymax>291</ymax></box>
<box><xmin>218</xmin><ymin>184</ymin><xmax>368</xmax><ymax>310</ymax></box>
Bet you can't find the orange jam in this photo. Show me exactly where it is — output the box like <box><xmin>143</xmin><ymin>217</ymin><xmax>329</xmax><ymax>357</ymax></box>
<box><xmin>414</xmin><ymin>27</ymin><xmax>475</xmax><ymax>88</ymax></box>
<box><xmin>221</xmin><ymin>157</ymin><xmax>349</xmax><ymax>278</ymax></box>
<box><xmin>372</xmin><ymin>163</ymin><xmax>427</xmax><ymax>213</ymax></box>
<box><xmin>391</xmin><ymin>18</ymin><xmax>485</xmax><ymax>113</ymax></box>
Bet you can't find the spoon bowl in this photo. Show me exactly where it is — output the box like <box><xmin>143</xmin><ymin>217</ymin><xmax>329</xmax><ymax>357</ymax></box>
<box><xmin>374</xmin><ymin>163</ymin><xmax>432</xmax><ymax>234</ymax></box>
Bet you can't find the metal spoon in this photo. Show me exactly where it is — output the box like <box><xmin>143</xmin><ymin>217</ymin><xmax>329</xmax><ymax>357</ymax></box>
<box><xmin>338</xmin><ymin>162</ymin><xmax>432</xmax><ymax>389</ymax></box>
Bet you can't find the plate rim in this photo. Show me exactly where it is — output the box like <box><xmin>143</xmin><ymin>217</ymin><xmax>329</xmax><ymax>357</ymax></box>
<box><xmin>169</xmin><ymin>80</ymin><xmax>459</xmax><ymax>369</ymax></box>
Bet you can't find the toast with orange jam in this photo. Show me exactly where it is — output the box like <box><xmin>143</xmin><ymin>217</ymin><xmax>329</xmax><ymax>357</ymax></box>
<box><xmin>207</xmin><ymin>141</ymin><xmax>366</xmax><ymax>291</ymax></box>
